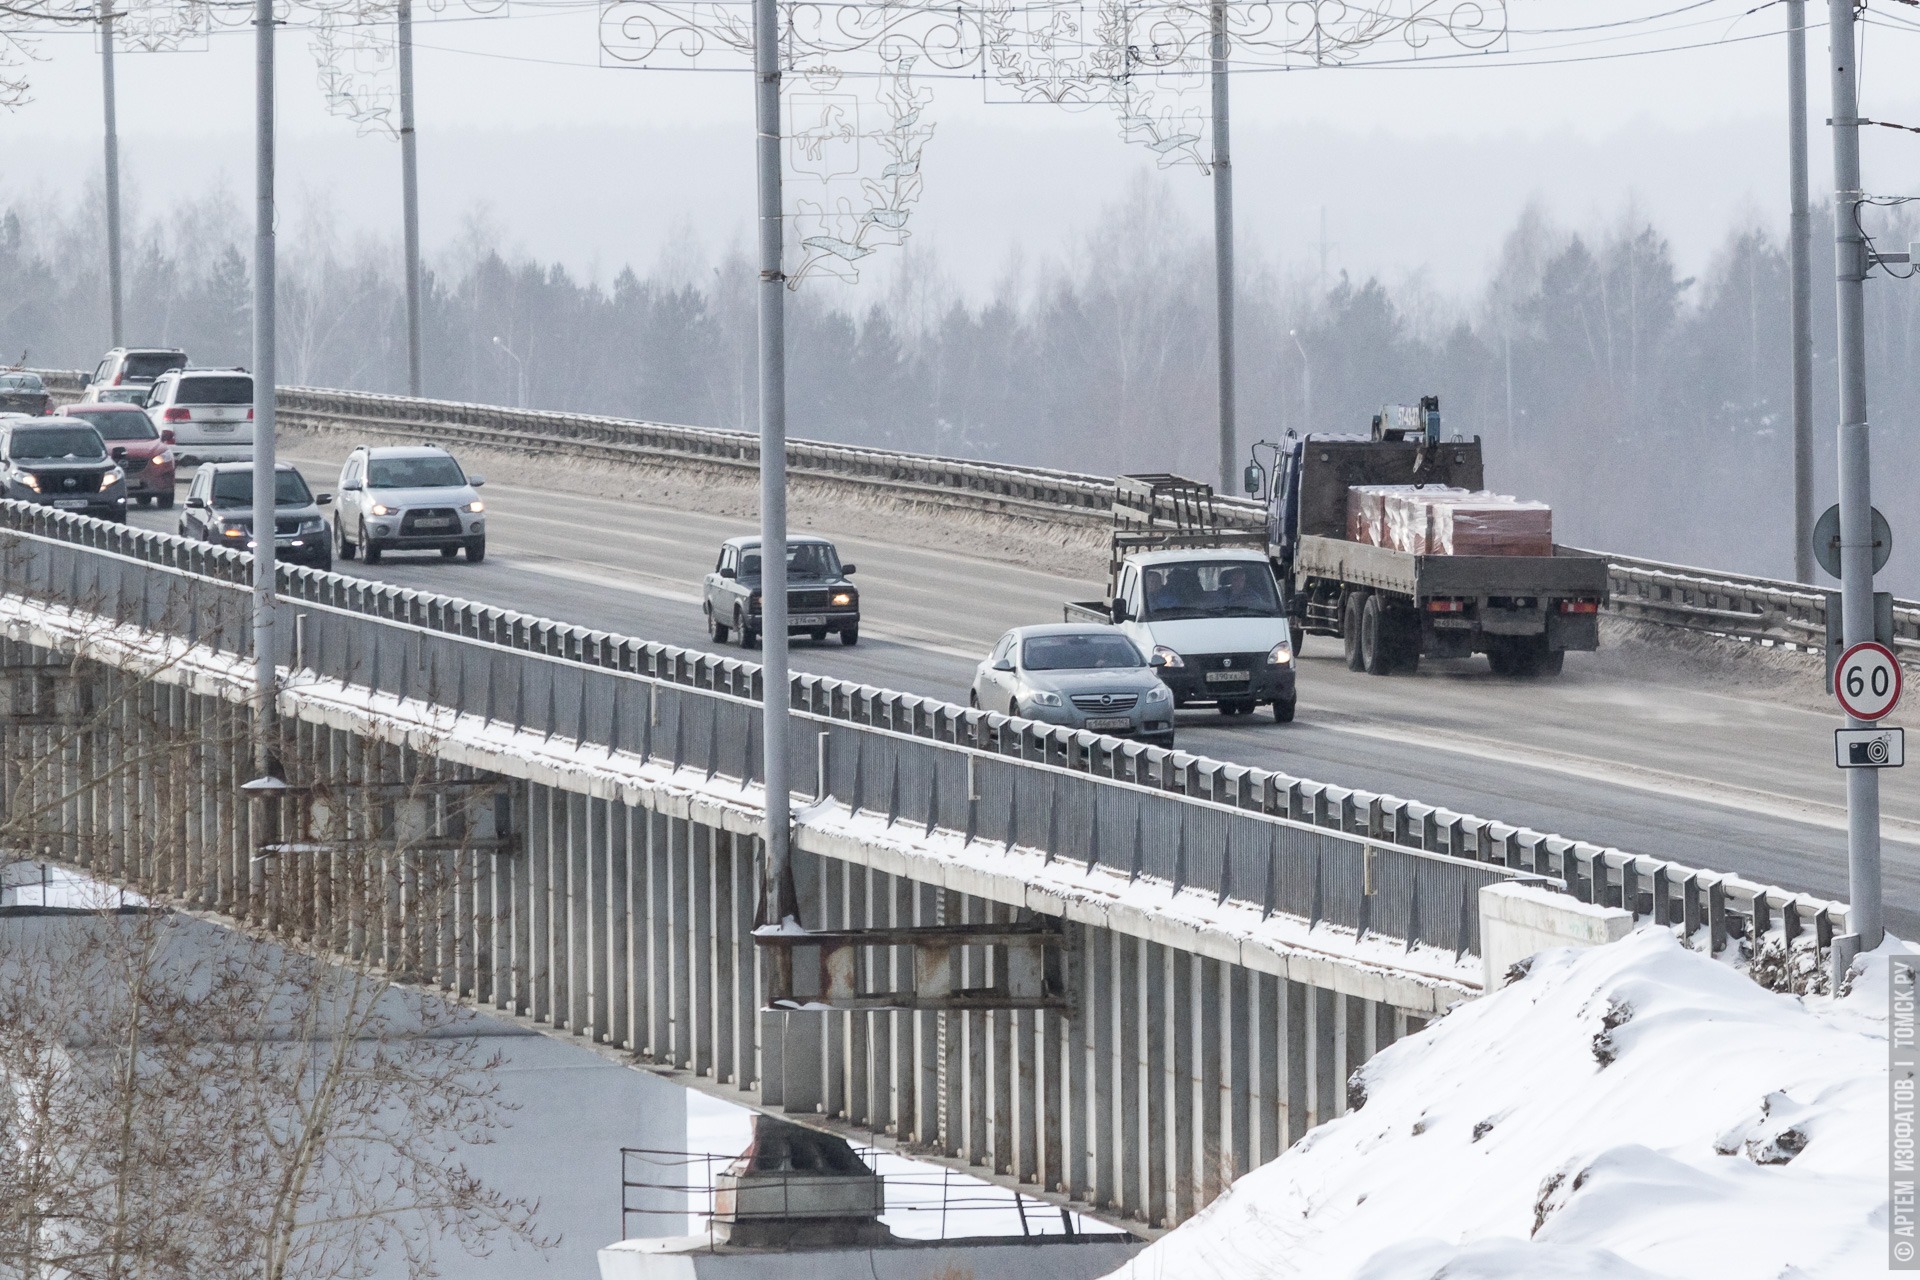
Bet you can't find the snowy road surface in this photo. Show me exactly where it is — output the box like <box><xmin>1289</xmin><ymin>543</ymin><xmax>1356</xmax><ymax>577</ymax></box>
<box><xmin>131</xmin><ymin>455</ymin><xmax>1919</xmax><ymax>934</ymax></box>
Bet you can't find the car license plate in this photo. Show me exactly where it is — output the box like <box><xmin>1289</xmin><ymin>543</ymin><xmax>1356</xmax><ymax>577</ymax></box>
<box><xmin>413</xmin><ymin>518</ymin><xmax>452</xmax><ymax>529</ymax></box>
<box><xmin>1085</xmin><ymin>716</ymin><xmax>1132</xmax><ymax>731</ymax></box>
<box><xmin>204</xmin><ymin>423</ymin><xmax>235</xmax><ymax>433</ymax></box>
<box><xmin>789</xmin><ymin>614</ymin><xmax>827</xmax><ymax>627</ymax></box>
<box><xmin>53</xmin><ymin>498</ymin><xmax>87</xmax><ymax>509</ymax></box>
<box><xmin>1205</xmin><ymin>670</ymin><xmax>1251</xmax><ymax>684</ymax></box>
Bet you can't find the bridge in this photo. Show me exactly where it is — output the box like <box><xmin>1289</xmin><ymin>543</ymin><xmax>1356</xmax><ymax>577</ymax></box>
<box><xmin>0</xmin><ymin>379</ymin><xmax>1856</xmax><ymax>1236</ymax></box>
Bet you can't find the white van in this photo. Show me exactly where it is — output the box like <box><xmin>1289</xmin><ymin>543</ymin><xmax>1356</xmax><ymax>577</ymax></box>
<box><xmin>143</xmin><ymin>368</ymin><xmax>255</xmax><ymax>465</ymax></box>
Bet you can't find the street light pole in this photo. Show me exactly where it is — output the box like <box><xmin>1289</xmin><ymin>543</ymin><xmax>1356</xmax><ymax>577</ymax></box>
<box><xmin>490</xmin><ymin>335</ymin><xmax>526</xmax><ymax>408</ymax></box>
<box><xmin>99</xmin><ymin>0</ymin><xmax>124</xmax><ymax>347</ymax></box>
<box><xmin>1288</xmin><ymin>328</ymin><xmax>1311</xmax><ymax>433</ymax></box>
<box><xmin>753</xmin><ymin>0</ymin><xmax>795</xmax><ymax>928</ymax></box>
<box><xmin>251</xmin><ymin>0</ymin><xmax>279</xmax><ymax>774</ymax></box>
<box><xmin>1824</xmin><ymin>0</ymin><xmax>1884</xmax><ymax>961</ymax></box>
<box><xmin>1209</xmin><ymin>0</ymin><xmax>1235</xmax><ymax>494</ymax></box>
<box><xmin>1787</xmin><ymin>0</ymin><xmax>1814</xmax><ymax>584</ymax></box>
<box><xmin>397</xmin><ymin>0</ymin><xmax>424</xmax><ymax>397</ymax></box>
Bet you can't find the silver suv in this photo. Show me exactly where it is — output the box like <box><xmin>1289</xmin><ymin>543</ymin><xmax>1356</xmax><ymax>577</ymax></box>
<box><xmin>334</xmin><ymin>445</ymin><xmax>486</xmax><ymax>563</ymax></box>
<box><xmin>84</xmin><ymin>347</ymin><xmax>187</xmax><ymax>398</ymax></box>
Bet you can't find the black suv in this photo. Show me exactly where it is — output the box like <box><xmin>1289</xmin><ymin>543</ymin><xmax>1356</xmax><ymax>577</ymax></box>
<box><xmin>0</xmin><ymin>418</ymin><xmax>128</xmax><ymax>520</ymax></box>
<box><xmin>180</xmin><ymin>462</ymin><xmax>334</xmax><ymax>570</ymax></box>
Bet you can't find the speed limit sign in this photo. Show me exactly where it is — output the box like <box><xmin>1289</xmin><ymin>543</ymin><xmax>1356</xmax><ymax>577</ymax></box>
<box><xmin>1834</xmin><ymin>641</ymin><xmax>1903</xmax><ymax>721</ymax></box>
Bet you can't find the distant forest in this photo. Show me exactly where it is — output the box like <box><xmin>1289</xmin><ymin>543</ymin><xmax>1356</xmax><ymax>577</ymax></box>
<box><xmin>5</xmin><ymin>181</ymin><xmax>1919</xmax><ymax>591</ymax></box>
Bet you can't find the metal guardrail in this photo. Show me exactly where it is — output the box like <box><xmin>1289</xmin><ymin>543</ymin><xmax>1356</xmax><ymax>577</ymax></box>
<box><xmin>0</xmin><ymin>500</ymin><xmax>1850</xmax><ymax>962</ymax></box>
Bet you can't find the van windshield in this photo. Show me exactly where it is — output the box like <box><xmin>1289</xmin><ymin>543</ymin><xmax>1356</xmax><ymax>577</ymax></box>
<box><xmin>1140</xmin><ymin>561</ymin><xmax>1284</xmax><ymax>621</ymax></box>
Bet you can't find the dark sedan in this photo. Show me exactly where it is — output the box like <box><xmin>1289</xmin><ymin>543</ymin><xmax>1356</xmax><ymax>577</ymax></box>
<box><xmin>0</xmin><ymin>372</ymin><xmax>52</xmax><ymax>416</ymax></box>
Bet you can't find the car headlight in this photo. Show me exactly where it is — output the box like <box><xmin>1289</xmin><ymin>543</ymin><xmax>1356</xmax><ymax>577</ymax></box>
<box><xmin>1144</xmin><ymin>684</ymin><xmax>1171</xmax><ymax>703</ymax></box>
<box><xmin>1024</xmin><ymin>689</ymin><xmax>1063</xmax><ymax>708</ymax></box>
<box><xmin>832</xmin><ymin>592</ymin><xmax>854</xmax><ymax>606</ymax></box>
<box><xmin>466</xmin><ymin>500</ymin><xmax>484</xmax><ymax>513</ymax></box>
<box><xmin>298</xmin><ymin>517</ymin><xmax>325</xmax><ymax>533</ymax></box>
<box><xmin>13</xmin><ymin>471</ymin><xmax>39</xmax><ymax>492</ymax></box>
<box><xmin>221</xmin><ymin>526</ymin><xmax>246</xmax><ymax>539</ymax></box>
<box><xmin>1152</xmin><ymin>645</ymin><xmax>1184</xmax><ymax>668</ymax></box>
<box><xmin>104</xmin><ymin>465</ymin><xmax>124</xmax><ymax>483</ymax></box>
<box><xmin>1266</xmin><ymin>643</ymin><xmax>1294</xmax><ymax>665</ymax></box>
<box><xmin>370</xmin><ymin>503</ymin><xmax>393</xmax><ymax>516</ymax></box>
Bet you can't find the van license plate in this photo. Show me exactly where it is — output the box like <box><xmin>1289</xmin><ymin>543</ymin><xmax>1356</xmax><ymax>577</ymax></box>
<box><xmin>789</xmin><ymin>615</ymin><xmax>827</xmax><ymax>627</ymax></box>
<box><xmin>1205</xmin><ymin>670</ymin><xmax>1251</xmax><ymax>684</ymax></box>
<box><xmin>1085</xmin><ymin>716</ymin><xmax>1131</xmax><ymax>731</ymax></box>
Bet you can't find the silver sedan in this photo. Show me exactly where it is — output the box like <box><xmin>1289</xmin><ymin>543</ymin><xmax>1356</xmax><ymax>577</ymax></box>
<box><xmin>970</xmin><ymin>624</ymin><xmax>1175</xmax><ymax>746</ymax></box>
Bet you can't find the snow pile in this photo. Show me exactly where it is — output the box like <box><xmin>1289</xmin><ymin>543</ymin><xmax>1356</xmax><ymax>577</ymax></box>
<box><xmin>1109</xmin><ymin>929</ymin><xmax>1891</xmax><ymax>1280</ymax></box>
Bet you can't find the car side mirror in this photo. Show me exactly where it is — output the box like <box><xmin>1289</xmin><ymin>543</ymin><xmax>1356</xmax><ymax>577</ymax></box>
<box><xmin>840</xmin><ymin>563</ymin><xmax>856</xmax><ymax>575</ymax></box>
<box><xmin>1243</xmin><ymin>463</ymin><xmax>1264</xmax><ymax>498</ymax></box>
<box><xmin>992</xmin><ymin>658</ymin><xmax>1015</xmax><ymax>673</ymax></box>
<box><xmin>110</xmin><ymin>446</ymin><xmax>127</xmax><ymax>461</ymax></box>
<box><xmin>186</xmin><ymin>496</ymin><xmax>207</xmax><ymax>510</ymax></box>
<box><xmin>341</xmin><ymin>478</ymin><xmax>362</xmax><ymax>491</ymax></box>
<box><xmin>160</xmin><ymin>428</ymin><xmax>175</xmax><ymax>444</ymax></box>
<box><xmin>468</xmin><ymin>475</ymin><xmax>485</xmax><ymax>487</ymax></box>
<box><xmin>719</xmin><ymin>567</ymin><xmax>736</xmax><ymax>579</ymax></box>
<box><xmin>316</xmin><ymin>492</ymin><xmax>333</xmax><ymax>506</ymax></box>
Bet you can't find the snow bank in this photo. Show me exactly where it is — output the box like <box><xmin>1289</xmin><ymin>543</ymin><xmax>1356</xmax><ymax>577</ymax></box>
<box><xmin>1108</xmin><ymin>929</ymin><xmax>1891</xmax><ymax>1280</ymax></box>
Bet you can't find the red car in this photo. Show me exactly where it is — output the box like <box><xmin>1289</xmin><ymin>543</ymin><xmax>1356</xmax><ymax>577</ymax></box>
<box><xmin>55</xmin><ymin>403</ymin><xmax>178</xmax><ymax>508</ymax></box>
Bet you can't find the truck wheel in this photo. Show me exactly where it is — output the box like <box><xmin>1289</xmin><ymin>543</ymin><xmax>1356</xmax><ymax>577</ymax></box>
<box><xmin>1342</xmin><ymin>593</ymin><xmax>1368</xmax><ymax>672</ymax></box>
<box><xmin>1289</xmin><ymin>618</ymin><xmax>1305</xmax><ymax>656</ymax></box>
<box><xmin>1272</xmin><ymin>697</ymin><xmax>1296</xmax><ymax>723</ymax></box>
<box><xmin>1361</xmin><ymin>595</ymin><xmax>1394</xmax><ymax>676</ymax></box>
<box><xmin>1393</xmin><ymin>613</ymin><xmax>1422</xmax><ymax>675</ymax></box>
<box><xmin>1535</xmin><ymin>647</ymin><xmax>1566</xmax><ymax>677</ymax></box>
<box><xmin>1486</xmin><ymin>638</ymin><xmax>1517</xmax><ymax>676</ymax></box>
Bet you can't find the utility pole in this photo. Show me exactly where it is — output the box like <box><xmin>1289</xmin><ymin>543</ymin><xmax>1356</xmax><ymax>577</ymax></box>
<box><xmin>1209</xmin><ymin>0</ymin><xmax>1235</xmax><ymax>493</ymax></box>
<box><xmin>252</xmin><ymin>0</ymin><xmax>278</xmax><ymax>772</ymax></box>
<box><xmin>397</xmin><ymin>0</ymin><xmax>423</xmax><ymax>396</ymax></box>
<box><xmin>753</xmin><ymin>0</ymin><xmax>795</xmax><ymax>927</ymax></box>
<box><xmin>1787</xmin><ymin>0</ymin><xmax>1814</xmax><ymax>584</ymax></box>
<box><xmin>99</xmin><ymin>0</ymin><xmax>123</xmax><ymax>346</ymax></box>
<box><xmin>1825</xmin><ymin>0</ymin><xmax>1883</xmax><ymax>959</ymax></box>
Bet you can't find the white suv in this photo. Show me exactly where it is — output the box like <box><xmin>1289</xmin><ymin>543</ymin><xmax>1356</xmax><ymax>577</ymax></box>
<box><xmin>143</xmin><ymin>368</ymin><xmax>255</xmax><ymax>464</ymax></box>
<box><xmin>334</xmin><ymin>445</ymin><xmax>486</xmax><ymax>563</ymax></box>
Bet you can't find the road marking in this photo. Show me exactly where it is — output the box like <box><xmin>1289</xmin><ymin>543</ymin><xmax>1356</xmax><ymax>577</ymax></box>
<box><xmin>1312</xmin><ymin>712</ymin><xmax>1920</xmax><ymax>847</ymax></box>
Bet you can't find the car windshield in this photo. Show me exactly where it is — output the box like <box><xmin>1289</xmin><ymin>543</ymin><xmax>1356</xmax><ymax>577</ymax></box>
<box><xmin>1141</xmin><ymin>561</ymin><xmax>1284</xmax><ymax>621</ymax></box>
<box><xmin>1021</xmin><ymin>634</ymin><xmax>1145</xmax><ymax>671</ymax></box>
<box><xmin>367</xmin><ymin>455</ymin><xmax>467</xmax><ymax>488</ymax></box>
<box><xmin>10</xmin><ymin>427</ymin><xmax>105</xmax><ymax>461</ymax></box>
<box><xmin>738</xmin><ymin>542</ymin><xmax>842</xmax><ymax>582</ymax></box>
<box><xmin>176</xmin><ymin>375</ymin><xmax>253</xmax><ymax>406</ymax></box>
<box><xmin>0</xmin><ymin>374</ymin><xmax>45</xmax><ymax>392</ymax></box>
<box><xmin>210</xmin><ymin>470</ymin><xmax>313</xmax><ymax>508</ymax></box>
<box><xmin>65</xmin><ymin>410</ymin><xmax>157</xmax><ymax>441</ymax></box>
<box><xmin>123</xmin><ymin>353</ymin><xmax>186</xmax><ymax>379</ymax></box>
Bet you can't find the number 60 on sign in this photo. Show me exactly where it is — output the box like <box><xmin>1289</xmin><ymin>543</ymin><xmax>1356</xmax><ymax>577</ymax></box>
<box><xmin>1833</xmin><ymin>640</ymin><xmax>1902</xmax><ymax>721</ymax></box>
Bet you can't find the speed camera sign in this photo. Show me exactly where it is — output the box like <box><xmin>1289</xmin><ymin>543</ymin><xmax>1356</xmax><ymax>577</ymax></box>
<box><xmin>1834</xmin><ymin>641</ymin><xmax>1902</xmax><ymax>721</ymax></box>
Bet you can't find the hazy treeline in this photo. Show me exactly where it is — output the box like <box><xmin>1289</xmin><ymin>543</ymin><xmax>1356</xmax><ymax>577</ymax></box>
<box><xmin>5</xmin><ymin>182</ymin><xmax>1919</xmax><ymax>590</ymax></box>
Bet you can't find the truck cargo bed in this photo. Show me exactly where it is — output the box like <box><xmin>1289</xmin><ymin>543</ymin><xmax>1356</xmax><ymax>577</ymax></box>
<box><xmin>1296</xmin><ymin>535</ymin><xmax>1609</xmax><ymax>599</ymax></box>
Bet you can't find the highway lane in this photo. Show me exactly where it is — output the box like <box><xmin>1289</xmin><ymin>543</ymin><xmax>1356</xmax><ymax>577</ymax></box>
<box><xmin>133</xmin><ymin>452</ymin><xmax>1918</xmax><ymax>935</ymax></box>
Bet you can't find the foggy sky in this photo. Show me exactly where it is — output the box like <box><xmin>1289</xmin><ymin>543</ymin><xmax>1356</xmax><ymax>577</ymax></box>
<box><xmin>5</xmin><ymin>0</ymin><xmax>1919</xmax><ymax>299</ymax></box>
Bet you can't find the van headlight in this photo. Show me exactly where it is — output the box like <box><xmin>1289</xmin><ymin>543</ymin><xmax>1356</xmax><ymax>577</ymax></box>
<box><xmin>1152</xmin><ymin>645</ymin><xmax>1184</xmax><ymax>668</ymax></box>
<box><xmin>1266</xmin><ymin>643</ymin><xmax>1294</xmax><ymax>665</ymax></box>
